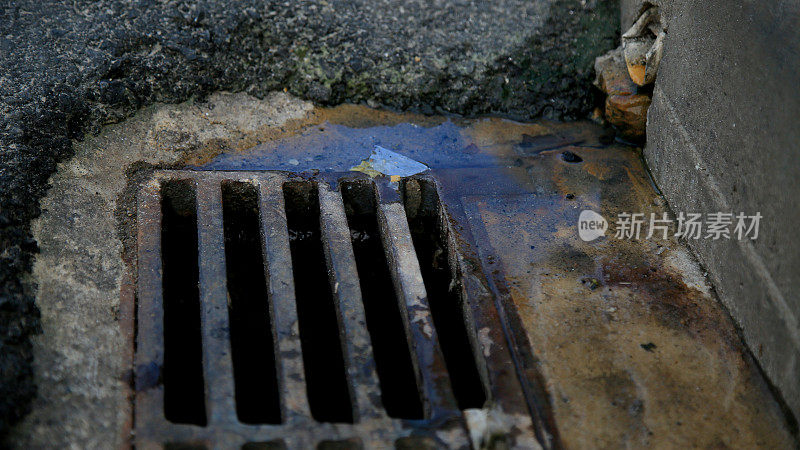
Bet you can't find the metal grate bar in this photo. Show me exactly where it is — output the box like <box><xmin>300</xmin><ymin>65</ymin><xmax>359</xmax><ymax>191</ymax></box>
<box><xmin>195</xmin><ymin>179</ymin><xmax>237</xmax><ymax>425</ymax></box>
<box><xmin>317</xmin><ymin>185</ymin><xmax>385</xmax><ymax>421</ymax></box>
<box><xmin>135</xmin><ymin>177</ymin><xmax>167</xmax><ymax>435</ymax></box>
<box><xmin>374</xmin><ymin>183</ymin><xmax>461</xmax><ymax>420</ymax></box>
<box><xmin>257</xmin><ymin>178</ymin><xmax>313</xmax><ymax>424</ymax></box>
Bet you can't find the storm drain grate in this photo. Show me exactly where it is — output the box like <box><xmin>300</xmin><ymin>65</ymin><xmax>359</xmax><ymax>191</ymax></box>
<box><xmin>135</xmin><ymin>171</ymin><xmax>542</xmax><ymax>449</ymax></box>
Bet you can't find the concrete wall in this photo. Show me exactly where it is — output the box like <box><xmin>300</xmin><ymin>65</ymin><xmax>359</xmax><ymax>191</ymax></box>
<box><xmin>632</xmin><ymin>0</ymin><xmax>800</xmax><ymax>420</ymax></box>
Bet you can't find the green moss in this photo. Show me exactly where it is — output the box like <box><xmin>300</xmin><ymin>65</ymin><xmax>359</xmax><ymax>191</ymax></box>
<box><xmin>294</xmin><ymin>46</ymin><xmax>309</xmax><ymax>59</ymax></box>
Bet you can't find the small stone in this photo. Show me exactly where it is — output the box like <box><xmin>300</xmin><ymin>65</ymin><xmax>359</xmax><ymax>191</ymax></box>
<box><xmin>287</xmin><ymin>158</ymin><xmax>299</xmax><ymax>166</ymax></box>
<box><xmin>594</xmin><ymin>47</ymin><xmax>651</xmax><ymax>142</ymax></box>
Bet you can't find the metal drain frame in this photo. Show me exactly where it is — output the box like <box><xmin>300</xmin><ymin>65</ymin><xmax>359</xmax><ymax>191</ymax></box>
<box><xmin>134</xmin><ymin>170</ymin><xmax>540</xmax><ymax>449</ymax></box>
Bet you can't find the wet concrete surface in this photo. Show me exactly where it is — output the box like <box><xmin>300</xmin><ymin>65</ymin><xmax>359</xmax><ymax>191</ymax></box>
<box><xmin>11</xmin><ymin>95</ymin><xmax>797</xmax><ymax>447</ymax></box>
<box><xmin>192</xmin><ymin>104</ymin><xmax>797</xmax><ymax>447</ymax></box>
<box><xmin>446</xmin><ymin>154</ymin><xmax>796</xmax><ymax>447</ymax></box>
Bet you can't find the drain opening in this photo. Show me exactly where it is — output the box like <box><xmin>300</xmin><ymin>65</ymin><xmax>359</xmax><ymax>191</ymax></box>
<box><xmin>402</xmin><ymin>178</ymin><xmax>487</xmax><ymax>410</ymax></box>
<box><xmin>242</xmin><ymin>442</ymin><xmax>287</xmax><ymax>450</ymax></box>
<box><xmin>164</xmin><ymin>443</ymin><xmax>208</xmax><ymax>450</ymax></box>
<box><xmin>222</xmin><ymin>181</ymin><xmax>282</xmax><ymax>424</ymax></box>
<box><xmin>341</xmin><ymin>181</ymin><xmax>424</xmax><ymax>420</ymax></box>
<box><xmin>283</xmin><ymin>181</ymin><xmax>354</xmax><ymax>423</ymax></box>
<box><xmin>317</xmin><ymin>438</ymin><xmax>363</xmax><ymax>450</ymax></box>
<box><xmin>160</xmin><ymin>180</ymin><xmax>208</xmax><ymax>426</ymax></box>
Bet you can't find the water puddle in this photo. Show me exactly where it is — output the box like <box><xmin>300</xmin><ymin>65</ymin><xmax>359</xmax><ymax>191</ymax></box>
<box><xmin>191</xmin><ymin>104</ymin><xmax>607</xmax><ymax>176</ymax></box>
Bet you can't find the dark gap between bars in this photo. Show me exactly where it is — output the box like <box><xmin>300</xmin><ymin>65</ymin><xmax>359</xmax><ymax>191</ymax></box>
<box><xmin>283</xmin><ymin>181</ymin><xmax>354</xmax><ymax>423</ymax></box>
<box><xmin>160</xmin><ymin>179</ymin><xmax>207</xmax><ymax>425</ymax></box>
<box><xmin>402</xmin><ymin>178</ymin><xmax>487</xmax><ymax>410</ymax></box>
<box><xmin>222</xmin><ymin>181</ymin><xmax>282</xmax><ymax>424</ymax></box>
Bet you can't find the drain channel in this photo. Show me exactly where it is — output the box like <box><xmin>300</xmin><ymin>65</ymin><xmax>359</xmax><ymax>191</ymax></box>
<box><xmin>317</xmin><ymin>439</ymin><xmax>362</xmax><ymax>450</ymax></box>
<box><xmin>403</xmin><ymin>178</ymin><xmax>487</xmax><ymax>410</ymax></box>
<box><xmin>136</xmin><ymin>171</ymin><xmax>537</xmax><ymax>448</ymax></box>
<box><xmin>340</xmin><ymin>181</ymin><xmax>424</xmax><ymax>420</ymax></box>
<box><xmin>221</xmin><ymin>181</ymin><xmax>281</xmax><ymax>424</ymax></box>
<box><xmin>283</xmin><ymin>181</ymin><xmax>354</xmax><ymax>424</ymax></box>
<box><xmin>160</xmin><ymin>180</ymin><xmax>207</xmax><ymax>426</ymax></box>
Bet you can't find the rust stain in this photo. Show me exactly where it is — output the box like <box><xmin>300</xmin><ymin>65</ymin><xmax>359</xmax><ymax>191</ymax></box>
<box><xmin>600</xmin><ymin>251</ymin><xmax>740</xmax><ymax>349</ymax></box>
<box><xmin>466</xmin><ymin>152</ymin><xmax>794</xmax><ymax>448</ymax></box>
<box><xmin>463</xmin><ymin>117</ymin><xmax>550</xmax><ymax>149</ymax></box>
<box><xmin>315</xmin><ymin>103</ymin><xmax>448</xmax><ymax>128</ymax></box>
<box><xmin>179</xmin><ymin>113</ymin><xmax>321</xmax><ymax>166</ymax></box>
<box><xmin>626</xmin><ymin>63</ymin><xmax>646</xmax><ymax>86</ymax></box>
<box><xmin>582</xmin><ymin>160</ymin><xmax>613</xmax><ymax>180</ymax></box>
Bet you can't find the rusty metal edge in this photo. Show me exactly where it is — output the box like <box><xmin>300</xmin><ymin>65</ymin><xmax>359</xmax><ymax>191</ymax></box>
<box><xmin>374</xmin><ymin>181</ymin><xmax>471</xmax><ymax>449</ymax></box>
<box><xmin>459</xmin><ymin>195</ymin><xmax>562</xmax><ymax>450</ymax></box>
<box><xmin>257</xmin><ymin>175</ymin><xmax>314</xmax><ymax>427</ymax></box>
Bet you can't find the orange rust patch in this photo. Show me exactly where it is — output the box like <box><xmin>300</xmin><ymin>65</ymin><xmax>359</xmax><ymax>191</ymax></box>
<box><xmin>179</xmin><ymin>113</ymin><xmax>319</xmax><ymax>166</ymax></box>
<box><xmin>582</xmin><ymin>160</ymin><xmax>613</xmax><ymax>180</ymax></box>
<box><xmin>315</xmin><ymin>103</ymin><xmax>447</xmax><ymax>128</ymax></box>
<box><xmin>626</xmin><ymin>63</ymin><xmax>646</xmax><ymax>86</ymax></box>
<box><xmin>464</xmin><ymin>117</ymin><xmax>550</xmax><ymax>149</ymax></box>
